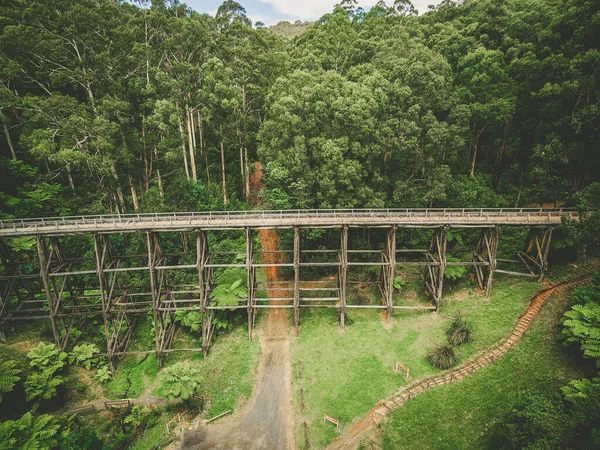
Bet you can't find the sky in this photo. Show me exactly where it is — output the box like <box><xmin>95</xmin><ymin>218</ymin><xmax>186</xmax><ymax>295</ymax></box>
<box><xmin>184</xmin><ymin>0</ymin><xmax>444</xmax><ymax>26</ymax></box>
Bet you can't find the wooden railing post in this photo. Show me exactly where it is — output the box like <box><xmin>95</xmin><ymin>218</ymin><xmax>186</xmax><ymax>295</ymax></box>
<box><xmin>384</xmin><ymin>227</ymin><xmax>396</xmax><ymax>319</ymax></box>
<box><xmin>94</xmin><ymin>234</ymin><xmax>115</xmax><ymax>371</ymax></box>
<box><xmin>197</xmin><ymin>230</ymin><xmax>213</xmax><ymax>357</ymax></box>
<box><xmin>36</xmin><ymin>236</ymin><xmax>59</xmax><ymax>345</ymax></box>
<box><xmin>424</xmin><ymin>227</ymin><xmax>447</xmax><ymax>311</ymax></box>
<box><xmin>147</xmin><ymin>232</ymin><xmax>162</xmax><ymax>366</ymax></box>
<box><xmin>294</xmin><ymin>226</ymin><xmax>300</xmax><ymax>336</ymax></box>
<box><xmin>246</xmin><ymin>227</ymin><xmax>255</xmax><ymax>341</ymax></box>
<box><xmin>339</xmin><ymin>226</ymin><xmax>348</xmax><ymax>328</ymax></box>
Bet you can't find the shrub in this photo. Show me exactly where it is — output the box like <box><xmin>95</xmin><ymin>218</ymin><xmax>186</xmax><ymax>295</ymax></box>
<box><xmin>27</xmin><ymin>342</ymin><xmax>67</xmax><ymax>371</ymax></box>
<box><xmin>160</xmin><ymin>361</ymin><xmax>203</xmax><ymax>402</ymax></box>
<box><xmin>94</xmin><ymin>366</ymin><xmax>112</xmax><ymax>384</ymax></box>
<box><xmin>69</xmin><ymin>343</ymin><xmax>100</xmax><ymax>369</ymax></box>
<box><xmin>426</xmin><ymin>345</ymin><xmax>457</xmax><ymax>369</ymax></box>
<box><xmin>0</xmin><ymin>360</ymin><xmax>20</xmax><ymax>403</ymax></box>
<box><xmin>446</xmin><ymin>312</ymin><xmax>473</xmax><ymax>346</ymax></box>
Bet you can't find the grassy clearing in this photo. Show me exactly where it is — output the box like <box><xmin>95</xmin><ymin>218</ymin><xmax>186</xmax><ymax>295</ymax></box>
<box><xmin>129</xmin><ymin>411</ymin><xmax>172</xmax><ymax>450</ymax></box>
<box><xmin>153</xmin><ymin>325</ymin><xmax>261</xmax><ymax>418</ymax></box>
<box><xmin>379</xmin><ymin>282</ymin><xmax>594</xmax><ymax>449</ymax></box>
<box><xmin>291</xmin><ymin>273</ymin><xmax>545</xmax><ymax>449</ymax></box>
<box><xmin>105</xmin><ymin>353</ymin><xmax>158</xmax><ymax>399</ymax></box>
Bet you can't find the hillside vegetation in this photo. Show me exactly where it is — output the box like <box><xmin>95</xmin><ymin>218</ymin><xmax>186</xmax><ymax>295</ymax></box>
<box><xmin>0</xmin><ymin>0</ymin><xmax>598</xmax><ymax>218</ymax></box>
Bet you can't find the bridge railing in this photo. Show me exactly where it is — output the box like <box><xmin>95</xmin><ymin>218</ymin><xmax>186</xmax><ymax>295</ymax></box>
<box><xmin>0</xmin><ymin>208</ymin><xmax>577</xmax><ymax>232</ymax></box>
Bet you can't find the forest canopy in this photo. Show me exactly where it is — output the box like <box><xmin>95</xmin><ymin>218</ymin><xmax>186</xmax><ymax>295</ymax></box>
<box><xmin>0</xmin><ymin>0</ymin><xmax>598</xmax><ymax>218</ymax></box>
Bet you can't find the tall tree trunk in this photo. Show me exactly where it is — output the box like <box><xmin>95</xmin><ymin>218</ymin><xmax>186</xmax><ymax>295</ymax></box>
<box><xmin>129</xmin><ymin>176</ymin><xmax>139</xmax><ymax>211</ymax></box>
<box><xmin>142</xmin><ymin>119</ymin><xmax>150</xmax><ymax>191</ymax></box>
<box><xmin>110</xmin><ymin>163</ymin><xmax>126</xmax><ymax>213</ymax></box>
<box><xmin>244</xmin><ymin>147</ymin><xmax>250</xmax><ymax>202</ymax></box>
<box><xmin>154</xmin><ymin>147</ymin><xmax>164</xmax><ymax>198</ymax></box>
<box><xmin>493</xmin><ymin>118</ymin><xmax>511</xmax><ymax>189</ymax></box>
<box><xmin>66</xmin><ymin>165</ymin><xmax>75</xmax><ymax>193</ymax></box>
<box><xmin>3</xmin><ymin>122</ymin><xmax>17</xmax><ymax>160</ymax></box>
<box><xmin>515</xmin><ymin>170</ymin><xmax>523</xmax><ymax>207</ymax></box>
<box><xmin>198</xmin><ymin>111</ymin><xmax>210</xmax><ymax>183</ymax></box>
<box><xmin>220</xmin><ymin>120</ymin><xmax>227</xmax><ymax>205</ymax></box>
<box><xmin>185</xmin><ymin>106</ymin><xmax>197</xmax><ymax>182</ymax></box>
<box><xmin>177</xmin><ymin>112</ymin><xmax>190</xmax><ymax>180</ymax></box>
<box><xmin>470</xmin><ymin>123</ymin><xmax>487</xmax><ymax>176</ymax></box>
<box><xmin>238</xmin><ymin>126</ymin><xmax>245</xmax><ymax>198</ymax></box>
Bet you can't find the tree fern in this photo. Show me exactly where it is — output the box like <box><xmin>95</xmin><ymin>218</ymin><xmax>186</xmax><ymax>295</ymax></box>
<box><xmin>69</xmin><ymin>343</ymin><xmax>100</xmax><ymax>369</ymax></box>
<box><xmin>0</xmin><ymin>360</ymin><xmax>20</xmax><ymax>403</ymax></box>
<box><xmin>160</xmin><ymin>361</ymin><xmax>203</xmax><ymax>401</ymax></box>
<box><xmin>27</xmin><ymin>342</ymin><xmax>67</xmax><ymax>371</ymax></box>
<box><xmin>560</xmin><ymin>303</ymin><xmax>600</xmax><ymax>362</ymax></box>
<box><xmin>0</xmin><ymin>412</ymin><xmax>61</xmax><ymax>450</ymax></box>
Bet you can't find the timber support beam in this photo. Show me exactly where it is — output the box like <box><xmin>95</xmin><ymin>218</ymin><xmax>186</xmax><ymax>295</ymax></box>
<box><xmin>247</xmin><ymin>228</ymin><xmax>255</xmax><ymax>340</ymax></box>
<box><xmin>197</xmin><ymin>230</ymin><xmax>213</xmax><ymax>357</ymax></box>
<box><xmin>473</xmin><ymin>226</ymin><xmax>499</xmax><ymax>297</ymax></box>
<box><xmin>293</xmin><ymin>226</ymin><xmax>300</xmax><ymax>336</ymax></box>
<box><xmin>424</xmin><ymin>227</ymin><xmax>447</xmax><ymax>311</ymax></box>
<box><xmin>339</xmin><ymin>226</ymin><xmax>348</xmax><ymax>328</ymax></box>
<box><xmin>519</xmin><ymin>227</ymin><xmax>553</xmax><ymax>281</ymax></box>
<box><xmin>382</xmin><ymin>227</ymin><xmax>396</xmax><ymax>320</ymax></box>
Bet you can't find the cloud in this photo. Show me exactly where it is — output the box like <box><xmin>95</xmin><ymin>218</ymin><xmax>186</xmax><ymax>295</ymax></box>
<box><xmin>259</xmin><ymin>0</ymin><xmax>442</xmax><ymax>20</ymax></box>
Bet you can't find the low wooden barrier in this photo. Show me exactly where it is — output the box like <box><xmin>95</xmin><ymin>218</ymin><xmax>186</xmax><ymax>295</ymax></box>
<box><xmin>67</xmin><ymin>404</ymin><xmax>95</xmax><ymax>415</ymax></box>
<box><xmin>394</xmin><ymin>361</ymin><xmax>410</xmax><ymax>380</ymax></box>
<box><xmin>104</xmin><ymin>399</ymin><xmax>131</xmax><ymax>409</ymax></box>
<box><xmin>166</xmin><ymin>413</ymin><xmax>181</xmax><ymax>433</ymax></box>
<box><xmin>324</xmin><ymin>414</ymin><xmax>339</xmax><ymax>428</ymax></box>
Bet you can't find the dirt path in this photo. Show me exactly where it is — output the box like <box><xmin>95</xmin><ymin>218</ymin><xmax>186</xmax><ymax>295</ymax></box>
<box><xmin>327</xmin><ymin>278</ymin><xmax>591</xmax><ymax>450</ymax></box>
<box><xmin>179</xmin><ymin>163</ymin><xmax>295</xmax><ymax>450</ymax></box>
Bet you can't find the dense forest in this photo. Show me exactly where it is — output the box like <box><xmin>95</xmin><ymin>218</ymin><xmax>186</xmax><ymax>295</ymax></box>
<box><xmin>0</xmin><ymin>0</ymin><xmax>598</xmax><ymax>220</ymax></box>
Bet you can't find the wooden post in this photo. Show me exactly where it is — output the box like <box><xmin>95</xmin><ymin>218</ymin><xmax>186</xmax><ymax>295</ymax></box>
<box><xmin>94</xmin><ymin>234</ymin><xmax>115</xmax><ymax>371</ymax></box>
<box><xmin>36</xmin><ymin>237</ymin><xmax>59</xmax><ymax>345</ymax></box>
<box><xmin>473</xmin><ymin>227</ymin><xmax>499</xmax><ymax>297</ymax></box>
<box><xmin>339</xmin><ymin>226</ymin><xmax>348</xmax><ymax>328</ymax></box>
<box><xmin>519</xmin><ymin>226</ymin><xmax>553</xmax><ymax>281</ymax></box>
<box><xmin>383</xmin><ymin>227</ymin><xmax>396</xmax><ymax>320</ymax></box>
<box><xmin>197</xmin><ymin>230</ymin><xmax>213</xmax><ymax>357</ymax></box>
<box><xmin>147</xmin><ymin>232</ymin><xmax>162</xmax><ymax>366</ymax></box>
<box><xmin>293</xmin><ymin>226</ymin><xmax>300</xmax><ymax>336</ymax></box>
<box><xmin>246</xmin><ymin>228</ymin><xmax>255</xmax><ymax>341</ymax></box>
<box><xmin>424</xmin><ymin>227</ymin><xmax>447</xmax><ymax>312</ymax></box>
<box><xmin>539</xmin><ymin>227</ymin><xmax>553</xmax><ymax>282</ymax></box>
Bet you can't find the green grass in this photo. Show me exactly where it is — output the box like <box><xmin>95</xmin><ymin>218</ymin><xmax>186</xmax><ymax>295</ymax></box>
<box><xmin>379</xmin><ymin>282</ymin><xmax>594</xmax><ymax>449</ymax></box>
<box><xmin>291</xmin><ymin>274</ymin><xmax>545</xmax><ymax>448</ymax></box>
<box><xmin>129</xmin><ymin>412</ymin><xmax>172</xmax><ymax>450</ymax></box>
<box><xmin>105</xmin><ymin>353</ymin><xmax>159</xmax><ymax>399</ymax></box>
<box><xmin>153</xmin><ymin>325</ymin><xmax>260</xmax><ymax>418</ymax></box>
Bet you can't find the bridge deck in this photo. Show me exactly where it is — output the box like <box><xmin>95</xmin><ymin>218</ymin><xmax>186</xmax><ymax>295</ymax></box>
<box><xmin>0</xmin><ymin>208</ymin><xmax>574</xmax><ymax>237</ymax></box>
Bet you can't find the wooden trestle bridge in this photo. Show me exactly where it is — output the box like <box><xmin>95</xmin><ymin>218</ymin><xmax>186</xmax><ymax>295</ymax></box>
<box><xmin>0</xmin><ymin>208</ymin><xmax>573</xmax><ymax>367</ymax></box>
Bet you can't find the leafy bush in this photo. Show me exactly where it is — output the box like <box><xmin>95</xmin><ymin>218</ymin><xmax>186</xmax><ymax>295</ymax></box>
<box><xmin>25</xmin><ymin>342</ymin><xmax>67</xmax><ymax>407</ymax></box>
<box><xmin>160</xmin><ymin>361</ymin><xmax>203</xmax><ymax>401</ymax></box>
<box><xmin>569</xmin><ymin>272</ymin><xmax>600</xmax><ymax>306</ymax></box>
<box><xmin>393</xmin><ymin>277</ymin><xmax>405</xmax><ymax>290</ymax></box>
<box><xmin>425</xmin><ymin>345</ymin><xmax>457</xmax><ymax>370</ymax></box>
<box><xmin>499</xmin><ymin>394</ymin><xmax>568</xmax><ymax>449</ymax></box>
<box><xmin>446</xmin><ymin>312</ymin><xmax>473</xmax><ymax>346</ymax></box>
<box><xmin>94</xmin><ymin>366</ymin><xmax>112</xmax><ymax>384</ymax></box>
<box><xmin>0</xmin><ymin>412</ymin><xmax>63</xmax><ymax>450</ymax></box>
<box><xmin>25</xmin><ymin>371</ymin><xmax>64</xmax><ymax>404</ymax></box>
<box><xmin>560</xmin><ymin>303</ymin><xmax>600</xmax><ymax>361</ymax></box>
<box><xmin>69</xmin><ymin>343</ymin><xmax>100</xmax><ymax>370</ymax></box>
<box><xmin>0</xmin><ymin>360</ymin><xmax>20</xmax><ymax>403</ymax></box>
<box><xmin>444</xmin><ymin>256</ymin><xmax>468</xmax><ymax>281</ymax></box>
<box><xmin>27</xmin><ymin>342</ymin><xmax>67</xmax><ymax>371</ymax></box>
